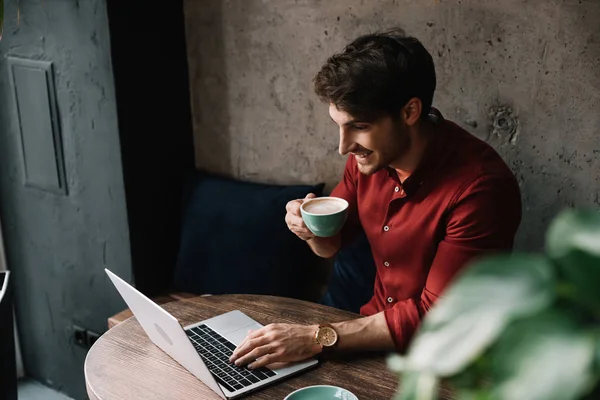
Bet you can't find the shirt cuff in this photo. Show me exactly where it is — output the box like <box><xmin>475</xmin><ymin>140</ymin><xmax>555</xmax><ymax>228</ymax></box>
<box><xmin>383</xmin><ymin>306</ymin><xmax>405</xmax><ymax>351</ymax></box>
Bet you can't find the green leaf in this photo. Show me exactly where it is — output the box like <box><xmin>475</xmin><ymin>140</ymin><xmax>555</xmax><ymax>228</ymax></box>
<box><xmin>547</xmin><ymin>209</ymin><xmax>600</xmax><ymax>259</ymax></box>
<box><xmin>488</xmin><ymin>310</ymin><xmax>595</xmax><ymax>400</ymax></box>
<box><xmin>597</xmin><ymin>335</ymin><xmax>600</xmax><ymax>373</ymax></box>
<box><xmin>395</xmin><ymin>371</ymin><xmax>418</xmax><ymax>400</ymax></box>
<box><xmin>451</xmin><ymin>388</ymin><xmax>492</xmax><ymax>400</ymax></box>
<box><xmin>405</xmin><ymin>254</ymin><xmax>555</xmax><ymax>376</ymax></box>
<box><xmin>546</xmin><ymin>209</ymin><xmax>600</xmax><ymax>311</ymax></box>
<box><xmin>446</xmin><ymin>355</ymin><xmax>491</xmax><ymax>391</ymax></box>
<box><xmin>395</xmin><ymin>371</ymin><xmax>438</xmax><ymax>400</ymax></box>
<box><xmin>388</xmin><ymin>354</ymin><xmax>407</xmax><ymax>373</ymax></box>
<box><xmin>593</xmin><ymin>332</ymin><xmax>600</xmax><ymax>379</ymax></box>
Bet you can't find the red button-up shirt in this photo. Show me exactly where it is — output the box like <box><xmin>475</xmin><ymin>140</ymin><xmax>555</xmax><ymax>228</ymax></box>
<box><xmin>331</xmin><ymin>112</ymin><xmax>522</xmax><ymax>351</ymax></box>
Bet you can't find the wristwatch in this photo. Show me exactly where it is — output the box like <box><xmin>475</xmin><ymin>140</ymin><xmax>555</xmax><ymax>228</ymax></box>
<box><xmin>314</xmin><ymin>324</ymin><xmax>338</xmax><ymax>350</ymax></box>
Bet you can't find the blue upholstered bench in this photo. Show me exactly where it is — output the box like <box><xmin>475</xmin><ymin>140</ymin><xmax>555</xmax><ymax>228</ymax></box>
<box><xmin>108</xmin><ymin>172</ymin><xmax>376</xmax><ymax>328</ymax></box>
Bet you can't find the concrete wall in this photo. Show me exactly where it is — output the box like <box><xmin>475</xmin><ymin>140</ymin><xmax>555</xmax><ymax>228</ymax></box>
<box><xmin>0</xmin><ymin>0</ymin><xmax>132</xmax><ymax>398</ymax></box>
<box><xmin>184</xmin><ymin>0</ymin><xmax>600</xmax><ymax>252</ymax></box>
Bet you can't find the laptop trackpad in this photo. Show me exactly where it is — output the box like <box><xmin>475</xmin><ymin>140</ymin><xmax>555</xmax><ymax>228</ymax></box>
<box><xmin>203</xmin><ymin>310</ymin><xmax>256</xmax><ymax>333</ymax></box>
<box><xmin>225</xmin><ymin>322</ymin><xmax>263</xmax><ymax>346</ymax></box>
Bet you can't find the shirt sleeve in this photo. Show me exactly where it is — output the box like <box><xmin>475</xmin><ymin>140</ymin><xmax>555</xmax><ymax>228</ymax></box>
<box><xmin>330</xmin><ymin>156</ymin><xmax>362</xmax><ymax>246</ymax></box>
<box><xmin>383</xmin><ymin>174</ymin><xmax>522</xmax><ymax>351</ymax></box>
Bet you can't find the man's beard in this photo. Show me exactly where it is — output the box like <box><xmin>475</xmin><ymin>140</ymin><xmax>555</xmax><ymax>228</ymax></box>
<box><xmin>357</xmin><ymin>126</ymin><xmax>409</xmax><ymax>176</ymax></box>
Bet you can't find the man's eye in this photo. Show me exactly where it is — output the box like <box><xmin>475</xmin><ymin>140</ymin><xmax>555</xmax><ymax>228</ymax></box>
<box><xmin>354</xmin><ymin>125</ymin><xmax>369</xmax><ymax>130</ymax></box>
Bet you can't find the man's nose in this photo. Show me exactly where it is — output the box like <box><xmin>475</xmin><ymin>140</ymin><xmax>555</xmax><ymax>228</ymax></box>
<box><xmin>338</xmin><ymin>129</ymin><xmax>356</xmax><ymax>155</ymax></box>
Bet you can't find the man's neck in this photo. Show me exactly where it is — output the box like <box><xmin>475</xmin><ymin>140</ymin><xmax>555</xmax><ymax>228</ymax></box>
<box><xmin>390</xmin><ymin>119</ymin><xmax>435</xmax><ymax>183</ymax></box>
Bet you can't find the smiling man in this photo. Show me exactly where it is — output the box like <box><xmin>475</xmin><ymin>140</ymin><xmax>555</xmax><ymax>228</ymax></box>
<box><xmin>230</xmin><ymin>28</ymin><xmax>522</xmax><ymax>369</ymax></box>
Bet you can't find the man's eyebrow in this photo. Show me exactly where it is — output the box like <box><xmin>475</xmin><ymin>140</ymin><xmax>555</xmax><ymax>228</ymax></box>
<box><xmin>328</xmin><ymin>115</ymin><xmax>366</xmax><ymax>126</ymax></box>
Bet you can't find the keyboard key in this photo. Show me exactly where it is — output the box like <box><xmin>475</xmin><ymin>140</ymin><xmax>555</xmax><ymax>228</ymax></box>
<box><xmin>239</xmin><ymin>378</ymin><xmax>252</xmax><ymax>387</ymax></box>
<box><xmin>191</xmin><ymin>327</ymin><xmax>203</xmax><ymax>335</ymax></box>
<box><xmin>216</xmin><ymin>370</ymin><xmax>227</xmax><ymax>378</ymax></box>
<box><xmin>247</xmin><ymin>375</ymin><xmax>260</xmax><ymax>384</ymax></box>
<box><xmin>258</xmin><ymin>367</ymin><xmax>276</xmax><ymax>378</ymax></box>
<box><xmin>251</xmin><ymin>370</ymin><xmax>268</xmax><ymax>380</ymax></box>
<box><xmin>214</xmin><ymin>376</ymin><xmax>236</xmax><ymax>393</ymax></box>
<box><xmin>216</xmin><ymin>344</ymin><xmax>228</xmax><ymax>352</ymax></box>
<box><xmin>232</xmin><ymin>383</ymin><xmax>244</xmax><ymax>391</ymax></box>
<box><xmin>223</xmin><ymin>341</ymin><xmax>236</xmax><ymax>351</ymax></box>
<box><xmin>207</xmin><ymin>364</ymin><xmax>218</xmax><ymax>372</ymax></box>
<box><xmin>231</xmin><ymin>372</ymin><xmax>244</xmax><ymax>381</ymax></box>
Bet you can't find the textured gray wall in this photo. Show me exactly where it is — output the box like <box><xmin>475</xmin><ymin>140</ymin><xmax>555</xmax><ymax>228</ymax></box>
<box><xmin>185</xmin><ymin>0</ymin><xmax>600</xmax><ymax>252</ymax></box>
<box><xmin>0</xmin><ymin>0</ymin><xmax>132</xmax><ymax>398</ymax></box>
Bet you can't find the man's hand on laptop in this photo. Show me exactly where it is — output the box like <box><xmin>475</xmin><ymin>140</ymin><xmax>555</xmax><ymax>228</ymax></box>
<box><xmin>229</xmin><ymin>323</ymin><xmax>322</xmax><ymax>369</ymax></box>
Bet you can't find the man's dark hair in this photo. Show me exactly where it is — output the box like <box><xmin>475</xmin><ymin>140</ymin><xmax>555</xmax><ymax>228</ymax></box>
<box><xmin>313</xmin><ymin>28</ymin><xmax>436</xmax><ymax>121</ymax></box>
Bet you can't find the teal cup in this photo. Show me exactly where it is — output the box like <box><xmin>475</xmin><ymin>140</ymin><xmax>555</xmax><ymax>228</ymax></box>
<box><xmin>300</xmin><ymin>197</ymin><xmax>349</xmax><ymax>238</ymax></box>
<box><xmin>284</xmin><ymin>385</ymin><xmax>359</xmax><ymax>400</ymax></box>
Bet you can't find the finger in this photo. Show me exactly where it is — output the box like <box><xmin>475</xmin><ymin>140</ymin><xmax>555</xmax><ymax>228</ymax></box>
<box><xmin>230</xmin><ymin>330</ymin><xmax>269</xmax><ymax>361</ymax></box>
<box><xmin>290</xmin><ymin>226</ymin><xmax>313</xmax><ymax>236</ymax></box>
<box><xmin>288</xmin><ymin>221</ymin><xmax>309</xmax><ymax>231</ymax></box>
<box><xmin>230</xmin><ymin>329</ymin><xmax>257</xmax><ymax>361</ymax></box>
<box><xmin>235</xmin><ymin>328</ymin><xmax>256</xmax><ymax>348</ymax></box>
<box><xmin>249</xmin><ymin>353</ymin><xmax>280</xmax><ymax>369</ymax></box>
<box><xmin>288</xmin><ymin>216</ymin><xmax>307</xmax><ymax>229</ymax></box>
<box><xmin>231</xmin><ymin>338</ymin><xmax>262</xmax><ymax>363</ymax></box>
<box><xmin>285</xmin><ymin>200</ymin><xmax>302</xmax><ymax>214</ymax></box>
<box><xmin>231</xmin><ymin>324</ymin><xmax>277</xmax><ymax>362</ymax></box>
<box><xmin>305</xmin><ymin>193</ymin><xmax>316</xmax><ymax>200</ymax></box>
<box><xmin>285</xmin><ymin>213</ymin><xmax>298</xmax><ymax>228</ymax></box>
<box><xmin>235</xmin><ymin>344</ymin><xmax>276</xmax><ymax>367</ymax></box>
<box><xmin>289</xmin><ymin>225</ymin><xmax>314</xmax><ymax>238</ymax></box>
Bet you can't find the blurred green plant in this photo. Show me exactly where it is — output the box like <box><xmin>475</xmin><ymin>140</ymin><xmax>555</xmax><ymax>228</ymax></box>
<box><xmin>389</xmin><ymin>208</ymin><xmax>600</xmax><ymax>400</ymax></box>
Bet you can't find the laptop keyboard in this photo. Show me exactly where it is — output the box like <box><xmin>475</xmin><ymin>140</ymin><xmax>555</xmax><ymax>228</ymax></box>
<box><xmin>186</xmin><ymin>324</ymin><xmax>277</xmax><ymax>393</ymax></box>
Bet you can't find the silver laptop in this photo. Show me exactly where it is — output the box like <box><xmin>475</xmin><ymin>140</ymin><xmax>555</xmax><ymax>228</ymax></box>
<box><xmin>105</xmin><ymin>269</ymin><xmax>318</xmax><ymax>399</ymax></box>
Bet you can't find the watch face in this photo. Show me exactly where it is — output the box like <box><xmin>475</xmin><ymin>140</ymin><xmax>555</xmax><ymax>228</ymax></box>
<box><xmin>317</xmin><ymin>326</ymin><xmax>338</xmax><ymax>347</ymax></box>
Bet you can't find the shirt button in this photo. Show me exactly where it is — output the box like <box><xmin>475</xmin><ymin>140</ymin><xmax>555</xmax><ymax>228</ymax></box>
<box><xmin>387</xmin><ymin>297</ymin><xmax>394</xmax><ymax>303</ymax></box>
<box><xmin>394</xmin><ymin>186</ymin><xmax>400</xmax><ymax>192</ymax></box>
<box><xmin>383</xmin><ymin>226</ymin><xmax>390</xmax><ymax>232</ymax></box>
<box><xmin>384</xmin><ymin>261</ymin><xmax>390</xmax><ymax>267</ymax></box>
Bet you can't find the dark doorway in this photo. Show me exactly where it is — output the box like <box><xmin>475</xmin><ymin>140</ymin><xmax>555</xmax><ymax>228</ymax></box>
<box><xmin>106</xmin><ymin>0</ymin><xmax>195</xmax><ymax>295</ymax></box>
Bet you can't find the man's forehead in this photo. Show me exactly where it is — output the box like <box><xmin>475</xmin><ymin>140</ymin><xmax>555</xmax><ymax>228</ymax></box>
<box><xmin>328</xmin><ymin>104</ymin><xmax>386</xmax><ymax>126</ymax></box>
<box><xmin>328</xmin><ymin>104</ymin><xmax>356</xmax><ymax>125</ymax></box>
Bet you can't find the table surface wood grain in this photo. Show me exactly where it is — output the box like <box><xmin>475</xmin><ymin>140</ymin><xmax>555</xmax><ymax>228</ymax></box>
<box><xmin>85</xmin><ymin>294</ymin><xmax>453</xmax><ymax>400</ymax></box>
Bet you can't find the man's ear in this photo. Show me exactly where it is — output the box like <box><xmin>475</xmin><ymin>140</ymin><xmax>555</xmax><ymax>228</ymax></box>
<box><xmin>402</xmin><ymin>97</ymin><xmax>423</xmax><ymax>126</ymax></box>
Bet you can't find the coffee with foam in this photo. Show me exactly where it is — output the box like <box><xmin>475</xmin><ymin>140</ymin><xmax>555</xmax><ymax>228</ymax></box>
<box><xmin>302</xmin><ymin>198</ymin><xmax>346</xmax><ymax>215</ymax></box>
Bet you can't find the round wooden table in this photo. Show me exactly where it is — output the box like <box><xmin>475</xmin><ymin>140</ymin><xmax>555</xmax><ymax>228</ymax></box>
<box><xmin>84</xmin><ymin>294</ymin><xmax>400</xmax><ymax>399</ymax></box>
